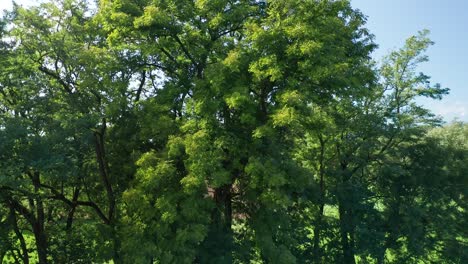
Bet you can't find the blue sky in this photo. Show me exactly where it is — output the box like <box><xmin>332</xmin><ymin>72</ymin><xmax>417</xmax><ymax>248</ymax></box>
<box><xmin>351</xmin><ymin>0</ymin><xmax>468</xmax><ymax>122</ymax></box>
<box><xmin>2</xmin><ymin>0</ymin><xmax>467</xmax><ymax>121</ymax></box>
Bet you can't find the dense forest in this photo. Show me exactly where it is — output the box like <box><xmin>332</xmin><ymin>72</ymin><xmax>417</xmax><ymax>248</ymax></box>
<box><xmin>0</xmin><ymin>0</ymin><xmax>466</xmax><ymax>263</ymax></box>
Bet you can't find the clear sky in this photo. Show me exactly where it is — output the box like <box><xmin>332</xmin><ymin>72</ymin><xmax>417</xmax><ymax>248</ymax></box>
<box><xmin>1</xmin><ymin>0</ymin><xmax>467</xmax><ymax>122</ymax></box>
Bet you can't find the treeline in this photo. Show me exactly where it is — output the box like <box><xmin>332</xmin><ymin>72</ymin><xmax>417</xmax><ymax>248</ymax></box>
<box><xmin>0</xmin><ymin>0</ymin><xmax>466</xmax><ymax>263</ymax></box>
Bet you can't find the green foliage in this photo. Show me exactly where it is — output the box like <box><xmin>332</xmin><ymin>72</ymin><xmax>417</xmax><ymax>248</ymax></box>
<box><xmin>0</xmin><ymin>0</ymin><xmax>465</xmax><ymax>263</ymax></box>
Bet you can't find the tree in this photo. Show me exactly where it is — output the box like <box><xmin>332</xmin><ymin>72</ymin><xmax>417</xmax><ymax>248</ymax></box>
<box><xmin>1</xmin><ymin>0</ymin><xmax>144</xmax><ymax>262</ymax></box>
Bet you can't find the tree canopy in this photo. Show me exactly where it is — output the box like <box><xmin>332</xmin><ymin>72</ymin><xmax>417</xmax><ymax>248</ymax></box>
<box><xmin>0</xmin><ymin>0</ymin><xmax>465</xmax><ymax>263</ymax></box>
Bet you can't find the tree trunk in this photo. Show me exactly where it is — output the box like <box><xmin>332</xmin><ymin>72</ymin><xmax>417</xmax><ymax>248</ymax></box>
<box><xmin>338</xmin><ymin>162</ymin><xmax>356</xmax><ymax>264</ymax></box>
<box><xmin>32</xmin><ymin>222</ymin><xmax>48</xmax><ymax>264</ymax></box>
<box><xmin>111</xmin><ymin>225</ymin><xmax>122</xmax><ymax>264</ymax></box>
<box><xmin>313</xmin><ymin>135</ymin><xmax>326</xmax><ymax>263</ymax></box>
<box><xmin>9</xmin><ymin>207</ymin><xmax>29</xmax><ymax>264</ymax></box>
<box><xmin>338</xmin><ymin>202</ymin><xmax>355</xmax><ymax>264</ymax></box>
<box><xmin>313</xmin><ymin>204</ymin><xmax>324</xmax><ymax>263</ymax></box>
<box><xmin>199</xmin><ymin>184</ymin><xmax>233</xmax><ymax>263</ymax></box>
<box><xmin>214</xmin><ymin>184</ymin><xmax>233</xmax><ymax>263</ymax></box>
<box><xmin>0</xmin><ymin>250</ymin><xmax>5</xmax><ymax>264</ymax></box>
<box><xmin>93</xmin><ymin>120</ymin><xmax>122</xmax><ymax>264</ymax></box>
<box><xmin>31</xmin><ymin>172</ymin><xmax>48</xmax><ymax>264</ymax></box>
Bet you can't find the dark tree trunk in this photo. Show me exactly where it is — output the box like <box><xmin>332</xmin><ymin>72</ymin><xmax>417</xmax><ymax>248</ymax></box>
<box><xmin>32</xmin><ymin>222</ymin><xmax>48</xmax><ymax>264</ymax></box>
<box><xmin>199</xmin><ymin>184</ymin><xmax>233</xmax><ymax>263</ymax></box>
<box><xmin>93</xmin><ymin>120</ymin><xmax>116</xmax><ymax>222</ymax></box>
<box><xmin>0</xmin><ymin>249</ymin><xmax>6</xmax><ymax>264</ymax></box>
<box><xmin>338</xmin><ymin>162</ymin><xmax>356</xmax><ymax>264</ymax></box>
<box><xmin>31</xmin><ymin>172</ymin><xmax>48</xmax><ymax>264</ymax></box>
<box><xmin>9</xmin><ymin>207</ymin><xmax>29</xmax><ymax>264</ymax></box>
<box><xmin>313</xmin><ymin>203</ymin><xmax>324</xmax><ymax>263</ymax></box>
<box><xmin>338</xmin><ymin>202</ymin><xmax>355</xmax><ymax>264</ymax></box>
<box><xmin>313</xmin><ymin>135</ymin><xmax>326</xmax><ymax>263</ymax></box>
<box><xmin>93</xmin><ymin>120</ymin><xmax>122</xmax><ymax>264</ymax></box>
<box><xmin>111</xmin><ymin>225</ymin><xmax>122</xmax><ymax>264</ymax></box>
<box><xmin>213</xmin><ymin>184</ymin><xmax>233</xmax><ymax>263</ymax></box>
